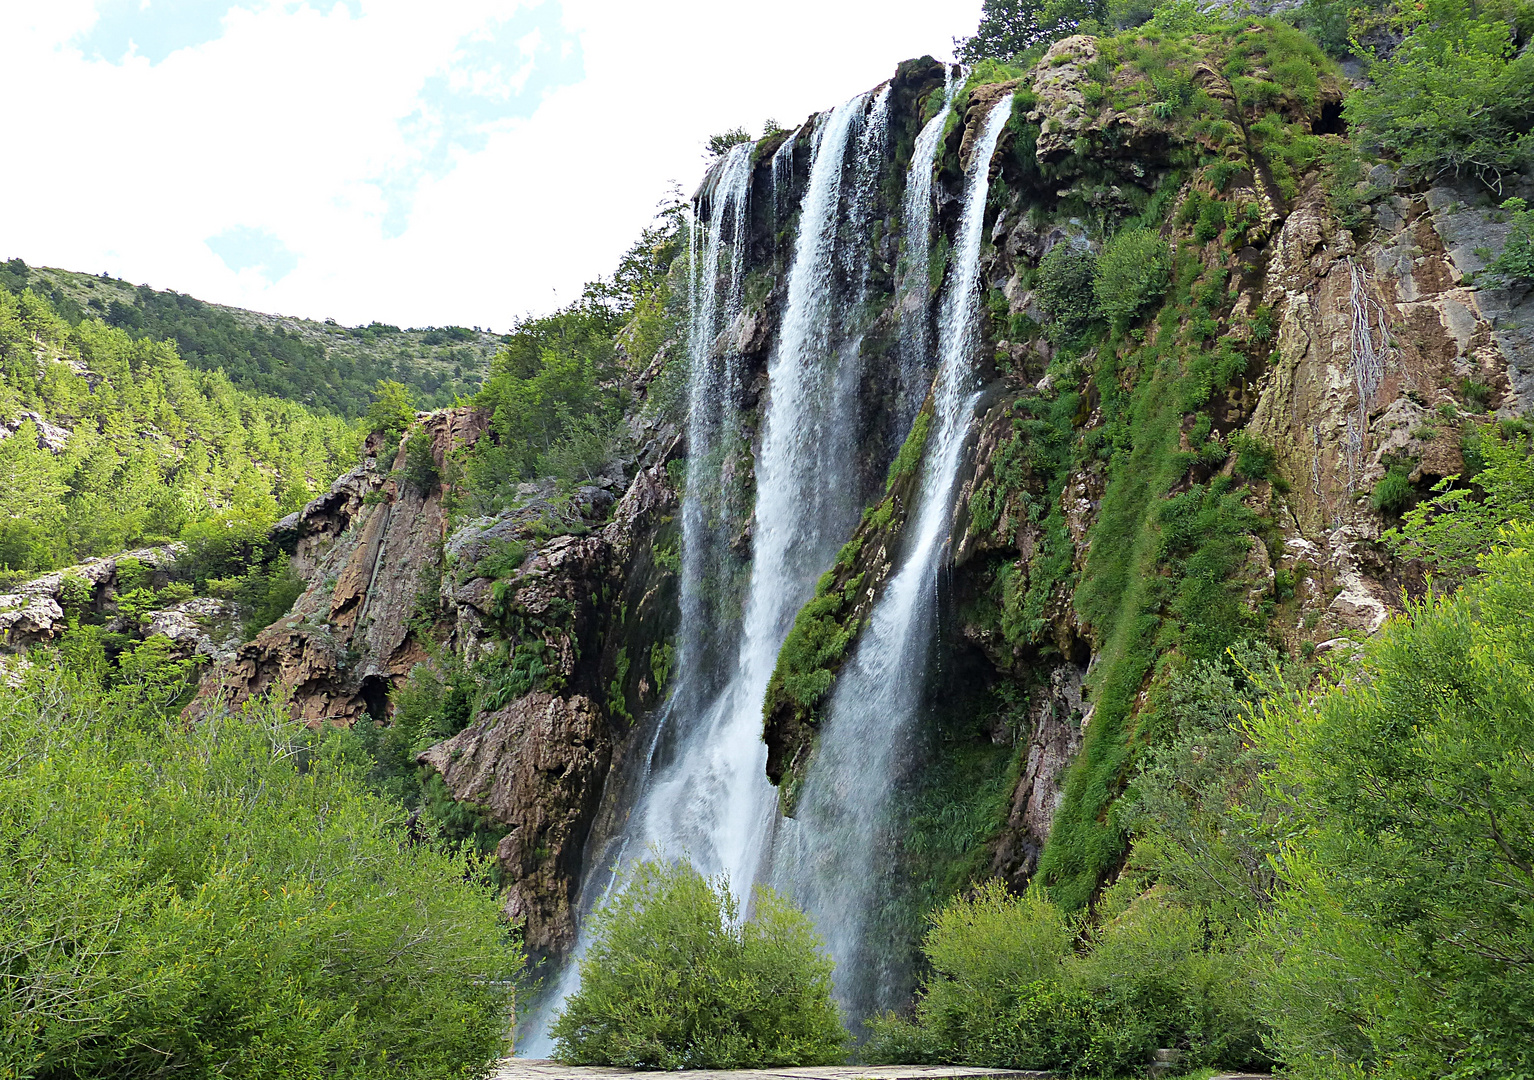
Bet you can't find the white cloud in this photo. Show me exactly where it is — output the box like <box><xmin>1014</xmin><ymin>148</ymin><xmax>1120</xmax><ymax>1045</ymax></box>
<box><xmin>0</xmin><ymin>0</ymin><xmax>983</xmax><ymax>330</ymax></box>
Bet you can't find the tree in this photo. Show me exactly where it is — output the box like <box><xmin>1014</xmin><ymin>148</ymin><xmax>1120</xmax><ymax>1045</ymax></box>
<box><xmin>1386</xmin><ymin>429</ymin><xmax>1534</xmax><ymax>580</ymax></box>
<box><xmin>550</xmin><ymin>859</ymin><xmax>847</xmax><ymax>1069</ymax></box>
<box><xmin>0</xmin><ymin>651</ymin><xmax>521</xmax><ymax>1078</ymax></box>
<box><xmin>957</xmin><ymin>0</ymin><xmax>1107</xmax><ymax>63</ymax></box>
<box><xmin>705</xmin><ymin>127</ymin><xmax>751</xmax><ymax>159</ymax></box>
<box><xmin>365</xmin><ymin>378</ymin><xmax>416</xmax><ymax>440</ymax></box>
<box><xmin>1345</xmin><ymin>0</ymin><xmax>1534</xmax><ymax>189</ymax></box>
<box><xmin>1253</xmin><ymin>528</ymin><xmax>1534</xmax><ymax>1076</ymax></box>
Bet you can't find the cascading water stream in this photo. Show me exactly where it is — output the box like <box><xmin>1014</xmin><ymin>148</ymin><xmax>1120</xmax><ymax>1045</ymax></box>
<box><xmin>628</xmin><ymin>90</ymin><xmax>871</xmax><ymax>896</ymax></box>
<box><xmin>769</xmin><ymin>92</ymin><xmax>1016</xmax><ymax>1026</ymax></box>
<box><xmin>518</xmin><ymin>142</ymin><xmax>755</xmax><ymax>1057</ymax></box>
<box><xmin>522</xmin><ymin>91</ymin><xmax>883</xmax><ymax>1053</ymax></box>
<box><xmin>896</xmin><ymin>66</ymin><xmax>957</xmax><ymax>428</ymax></box>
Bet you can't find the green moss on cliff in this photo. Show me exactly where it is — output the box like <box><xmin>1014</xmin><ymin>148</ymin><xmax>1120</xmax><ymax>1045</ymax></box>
<box><xmin>1038</xmin><ymin>257</ymin><xmax>1277</xmax><ymax>910</ymax></box>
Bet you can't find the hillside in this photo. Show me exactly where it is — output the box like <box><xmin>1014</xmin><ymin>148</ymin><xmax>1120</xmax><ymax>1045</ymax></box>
<box><xmin>0</xmin><ymin>259</ymin><xmax>500</xmax><ymax>416</ymax></box>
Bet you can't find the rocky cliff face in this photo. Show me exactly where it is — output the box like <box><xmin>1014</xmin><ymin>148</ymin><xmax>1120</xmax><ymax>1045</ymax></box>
<box><xmin>186</xmin><ymin>27</ymin><xmax>1534</xmax><ymax>950</ymax></box>
<box><xmin>759</xmin><ymin>31</ymin><xmax>1533</xmax><ymax>900</ymax></box>
<box><xmin>191</xmin><ymin>401</ymin><xmax>682</xmax><ymax>957</ymax></box>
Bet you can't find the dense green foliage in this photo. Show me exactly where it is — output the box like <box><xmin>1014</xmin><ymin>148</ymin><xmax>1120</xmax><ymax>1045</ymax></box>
<box><xmin>15</xmin><ymin>265</ymin><xmax>486</xmax><ymax>416</ymax></box>
<box><xmin>1345</xmin><ymin>0</ymin><xmax>1534</xmax><ymax>188</ymax></box>
<box><xmin>550</xmin><ymin>860</ymin><xmax>847</xmax><ymax>1069</ymax></box>
<box><xmin>1485</xmin><ymin>196</ymin><xmax>1534</xmax><ymax>285</ymax></box>
<box><xmin>1387</xmin><ymin>427</ymin><xmax>1534</xmax><ymax>580</ymax></box>
<box><xmin>958</xmin><ymin>0</ymin><xmax>1108</xmax><ymax>62</ymax></box>
<box><xmin>1253</xmin><ymin>530</ymin><xmax>1534</xmax><ymax>1077</ymax></box>
<box><xmin>1035</xmin><ymin>242</ymin><xmax>1100</xmax><ymax>339</ymax></box>
<box><xmin>0</xmin><ymin>286</ymin><xmax>359</xmax><ymax>577</ymax></box>
<box><xmin>1093</xmin><ymin>228</ymin><xmax>1171</xmax><ymax>327</ymax></box>
<box><xmin>0</xmin><ymin>638</ymin><xmax>519</xmax><ymax>1079</ymax></box>
<box><xmin>323</xmin><ymin>656</ymin><xmax>511</xmax><ymax>863</ymax></box>
<box><xmin>456</xmin><ymin>206</ymin><xmax>682</xmax><ymax>516</ymax></box>
<box><xmin>864</xmin><ymin>882</ymin><xmax>1265</xmax><ymax>1075</ymax></box>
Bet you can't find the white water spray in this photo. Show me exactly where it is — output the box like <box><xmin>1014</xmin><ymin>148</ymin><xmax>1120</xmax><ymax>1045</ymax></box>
<box><xmin>522</xmin><ymin>91</ymin><xmax>883</xmax><ymax>1053</ymax></box>
<box><xmin>897</xmin><ymin>67</ymin><xmax>958</xmax><ymax>426</ymax></box>
<box><xmin>770</xmin><ymin>92</ymin><xmax>1016</xmax><ymax>1025</ymax></box>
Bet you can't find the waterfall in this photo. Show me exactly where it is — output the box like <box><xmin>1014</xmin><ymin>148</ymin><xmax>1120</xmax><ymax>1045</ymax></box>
<box><xmin>843</xmin><ymin>85</ymin><xmax>891</xmax><ymax>290</ymax></box>
<box><xmin>677</xmin><ymin>142</ymin><xmax>757</xmax><ymax>700</ymax></box>
<box><xmin>771</xmin><ymin>129</ymin><xmax>796</xmax><ymax>227</ymax></box>
<box><xmin>521</xmin><ymin>89</ymin><xmax>885</xmax><ymax>1054</ymax></box>
<box><xmin>517</xmin><ymin>143</ymin><xmax>755</xmax><ymax>1058</ymax></box>
<box><xmin>769</xmin><ymin>91</ymin><xmax>1016</xmax><ymax>1026</ymax></box>
<box><xmin>897</xmin><ymin>66</ymin><xmax>957</xmax><ymax>428</ymax></box>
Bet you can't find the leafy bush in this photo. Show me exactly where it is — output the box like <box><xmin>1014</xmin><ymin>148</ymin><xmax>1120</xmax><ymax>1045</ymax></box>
<box><xmin>1193</xmin><ymin>198</ymin><xmax>1227</xmax><ymax>243</ymax></box>
<box><xmin>1370</xmin><ymin>463</ymin><xmax>1415</xmax><ymax>514</ymax></box>
<box><xmin>1093</xmin><ymin>228</ymin><xmax>1171</xmax><ymax>326</ymax></box>
<box><xmin>1485</xmin><ymin>196</ymin><xmax>1534</xmax><ymax>286</ymax></box>
<box><xmin>1386</xmin><ymin>429</ymin><xmax>1534</xmax><ymax>579</ymax></box>
<box><xmin>538</xmin><ymin>413</ymin><xmax>615</xmax><ymax>489</ymax></box>
<box><xmin>865</xmin><ymin>880</ymin><xmax>1265</xmax><ymax>1075</ymax></box>
<box><xmin>403</xmin><ymin>424</ymin><xmax>439</xmax><ymax>495</ymax></box>
<box><xmin>241</xmin><ymin>554</ymin><xmax>306</xmax><ymax>639</ymax></box>
<box><xmin>1119</xmin><ymin>642</ymin><xmax>1292</xmax><ymax>923</ymax></box>
<box><xmin>1345</xmin><ymin>0</ymin><xmax>1534</xmax><ymax>188</ymax></box>
<box><xmin>0</xmin><ymin>648</ymin><xmax>519</xmax><ymax>1079</ymax></box>
<box><xmin>705</xmin><ymin>127</ymin><xmax>751</xmax><ymax>158</ymax></box>
<box><xmin>365</xmin><ymin>378</ymin><xmax>416</xmax><ymax>440</ymax></box>
<box><xmin>1252</xmin><ymin>528</ymin><xmax>1534</xmax><ymax>1076</ymax></box>
<box><xmin>957</xmin><ymin>0</ymin><xmax>1106</xmax><ymax>62</ymax></box>
<box><xmin>550</xmin><ymin>860</ymin><xmax>847</xmax><ymax>1069</ymax></box>
<box><xmin>1035</xmin><ymin>242</ymin><xmax>1100</xmax><ymax>338</ymax></box>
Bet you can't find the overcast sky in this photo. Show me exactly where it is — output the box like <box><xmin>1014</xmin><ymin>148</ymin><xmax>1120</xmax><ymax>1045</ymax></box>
<box><xmin>1</xmin><ymin>0</ymin><xmax>983</xmax><ymax>331</ymax></box>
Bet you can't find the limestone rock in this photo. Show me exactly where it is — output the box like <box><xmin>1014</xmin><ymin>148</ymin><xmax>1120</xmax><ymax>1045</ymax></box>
<box><xmin>419</xmin><ymin>691</ymin><xmax>610</xmax><ymax>958</ymax></box>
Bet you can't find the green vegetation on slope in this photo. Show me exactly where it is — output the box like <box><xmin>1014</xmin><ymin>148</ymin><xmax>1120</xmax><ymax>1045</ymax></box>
<box><xmin>0</xmin><ymin>285</ymin><xmax>360</xmax><ymax>578</ymax></box>
<box><xmin>454</xmin><ymin>202</ymin><xmax>683</xmax><ymax>517</ymax></box>
<box><xmin>10</xmin><ymin>262</ymin><xmax>494</xmax><ymax>416</ymax></box>
<box><xmin>0</xmin><ymin>636</ymin><xmax>520</xmax><ymax>1078</ymax></box>
<box><xmin>1254</xmin><ymin>528</ymin><xmax>1534</xmax><ymax>1076</ymax></box>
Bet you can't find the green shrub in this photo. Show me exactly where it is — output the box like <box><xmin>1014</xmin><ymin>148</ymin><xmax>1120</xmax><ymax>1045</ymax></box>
<box><xmin>538</xmin><ymin>413</ymin><xmax>615</xmax><ymax>489</ymax></box>
<box><xmin>57</xmin><ymin>572</ymin><xmax>92</xmax><ymax>611</ymax></box>
<box><xmin>1194</xmin><ymin>198</ymin><xmax>1227</xmax><ymax>243</ymax></box>
<box><xmin>1093</xmin><ymin>228</ymin><xmax>1172</xmax><ymax>327</ymax></box>
<box><xmin>866</xmin><ymin>880</ymin><xmax>1266</xmax><ymax>1075</ymax></box>
<box><xmin>1485</xmin><ymin>197</ymin><xmax>1534</xmax><ymax>285</ymax></box>
<box><xmin>242</xmin><ymin>554</ymin><xmax>306</xmax><ymax>639</ymax></box>
<box><xmin>550</xmin><ymin>860</ymin><xmax>847</xmax><ymax>1069</ymax></box>
<box><xmin>1386</xmin><ymin>430</ymin><xmax>1534</xmax><ymax>579</ymax></box>
<box><xmin>473</xmin><ymin>538</ymin><xmax>528</xmax><ymax>581</ymax></box>
<box><xmin>1252</xmin><ymin>529</ymin><xmax>1534</xmax><ymax>1076</ymax></box>
<box><xmin>0</xmin><ymin>653</ymin><xmax>519</xmax><ymax>1079</ymax></box>
<box><xmin>365</xmin><ymin>378</ymin><xmax>416</xmax><ymax>440</ymax></box>
<box><xmin>1345</xmin><ymin>0</ymin><xmax>1534</xmax><ymax>188</ymax></box>
<box><xmin>1370</xmin><ymin>463</ymin><xmax>1415</xmax><ymax>515</ymax></box>
<box><xmin>1036</xmin><ymin>242</ymin><xmax>1100</xmax><ymax>338</ymax></box>
<box><xmin>1230</xmin><ymin>431</ymin><xmax>1278</xmax><ymax>482</ymax></box>
<box><xmin>403</xmin><ymin>425</ymin><xmax>439</xmax><ymax>495</ymax></box>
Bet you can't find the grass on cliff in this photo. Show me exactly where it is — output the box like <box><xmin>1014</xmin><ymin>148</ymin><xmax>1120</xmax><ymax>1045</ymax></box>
<box><xmin>1032</xmin><ymin>254</ymin><xmax>1276</xmax><ymax>910</ymax></box>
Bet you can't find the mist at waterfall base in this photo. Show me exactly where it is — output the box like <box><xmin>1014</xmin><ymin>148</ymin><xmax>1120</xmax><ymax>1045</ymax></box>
<box><xmin>520</xmin><ymin>81</ymin><xmax>1014</xmax><ymax>1054</ymax></box>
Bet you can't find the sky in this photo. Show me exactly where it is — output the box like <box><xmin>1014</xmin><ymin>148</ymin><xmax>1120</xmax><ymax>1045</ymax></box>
<box><xmin>0</xmin><ymin>0</ymin><xmax>983</xmax><ymax>331</ymax></box>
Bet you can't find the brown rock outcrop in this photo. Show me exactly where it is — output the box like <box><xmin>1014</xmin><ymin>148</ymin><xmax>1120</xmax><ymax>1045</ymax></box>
<box><xmin>419</xmin><ymin>691</ymin><xmax>609</xmax><ymax>958</ymax></box>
